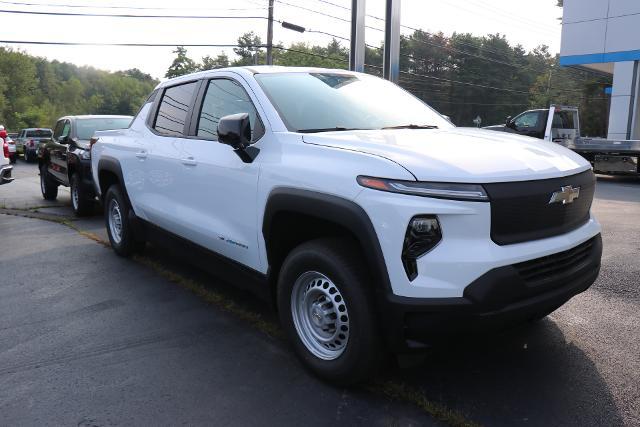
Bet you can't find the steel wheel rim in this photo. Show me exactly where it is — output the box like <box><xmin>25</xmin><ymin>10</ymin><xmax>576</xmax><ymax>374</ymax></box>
<box><xmin>107</xmin><ymin>198</ymin><xmax>123</xmax><ymax>244</ymax></box>
<box><xmin>71</xmin><ymin>181</ymin><xmax>79</xmax><ymax>210</ymax></box>
<box><xmin>291</xmin><ymin>271</ymin><xmax>350</xmax><ymax>361</ymax></box>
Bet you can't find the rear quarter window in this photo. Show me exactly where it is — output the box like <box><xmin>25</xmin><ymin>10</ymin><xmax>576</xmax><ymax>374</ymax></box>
<box><xmin>153</xmin><ymin>82</ymin><xmax>198</xmax><ymax>137</ymax></box>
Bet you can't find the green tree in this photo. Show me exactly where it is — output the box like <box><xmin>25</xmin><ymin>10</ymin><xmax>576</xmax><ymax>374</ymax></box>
<box><xmin>0</xmin><ymin>47</ymin><xmax>158</xmax><ymax>130</ymax></box>
<box><xmin>165</xmin><ymin>46</ymin><xmax>198</xmax><ymax>78</ymax></box>
<box><xmin>200</xmin><ymin>52</ymin><xmax>230</xmax><ymax>70</ymax></box>
<box><xmin>233</xmin><ymin>32</ymin><xmax>263</xmax><ymax>66</ymax></box>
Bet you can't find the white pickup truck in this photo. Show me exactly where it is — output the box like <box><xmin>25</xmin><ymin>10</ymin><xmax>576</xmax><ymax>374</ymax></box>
<box><xmin>486</xmin><ymin>105</ymin><xmax>640</xmax><ymax>175</ymax></box>
<box><xmin>91</xmin><ymin>67</ymin><xmax>602</xmax><ymax>384</ymax></box>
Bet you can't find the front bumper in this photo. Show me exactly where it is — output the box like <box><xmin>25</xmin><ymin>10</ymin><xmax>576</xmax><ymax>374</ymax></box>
<box><xmin>379</xmin><ymin>234</ymin><xmax>602</xmax><ymax>351</ymax></box>
<box><xmin>1</xmin><ymin>164</ymin><xmax>14</xmax><ymax>184</ymax></box>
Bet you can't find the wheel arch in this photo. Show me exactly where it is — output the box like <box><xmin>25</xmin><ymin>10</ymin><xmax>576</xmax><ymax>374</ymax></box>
<box><xmin>262</xmin><ymin>188</ymin><xmax>392</xmax><ymax>306</ymax></box>
<box><xmin>97</xmin><ymin>156</ymin><xmax>131</xmax><ymax>204</ymax></box>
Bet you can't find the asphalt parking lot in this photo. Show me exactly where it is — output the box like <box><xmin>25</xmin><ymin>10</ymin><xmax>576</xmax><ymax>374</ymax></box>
<box><xmin>1</xmin><ymin>161</ymin><xmax>639</xmax><ymax>426</ymax></box>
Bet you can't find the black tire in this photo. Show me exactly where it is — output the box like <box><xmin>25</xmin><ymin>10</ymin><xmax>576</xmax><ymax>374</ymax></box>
<box><xmin>40</xmin><ymin>164</ymin><xmax>58</xmax><ymax>200</ymax></box>
<box><xmin>104</xmin><ymin>184</ymin><xmax>145</xmax><ymax>257</ymax></box>
<box><xmin>9</xmin><ymin>154</ymin><xmax>16</xmax><ymax>164</ymax></box>
<box><xmin>277</xmin><ymin>238</ymin><xmax>383</xmax><ymax>385</ymax></box>
<box><xmin>70</xmin><ymin>173</ymin><xmax>93</xmax><ymax>217</ymax></box>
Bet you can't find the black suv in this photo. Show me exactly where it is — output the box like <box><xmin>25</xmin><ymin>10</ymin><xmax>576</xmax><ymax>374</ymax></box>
<box><xmin>39</xmin><ymin>115</ymin><xmax>132</xmax><ymax>215</ymax></box>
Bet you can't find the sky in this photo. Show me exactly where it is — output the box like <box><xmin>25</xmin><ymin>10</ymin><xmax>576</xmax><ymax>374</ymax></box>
<box><xmin>0</xmin><ymin>0</ymin><xmax>563</xmax><ymax>80</ymax></box>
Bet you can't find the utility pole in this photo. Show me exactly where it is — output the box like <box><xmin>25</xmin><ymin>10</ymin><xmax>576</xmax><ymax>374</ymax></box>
<box><xmin>349</xmin><ymin>0</ymin><xmax>365</xmax><ymax>72</ymax></box>
<box><xmin>266</xmin><ymin>0</ymin><xmax>274</xmax><ymax>65</ymax></box>
<box><xmin>383</xmin><ymin>0</ymin><xmax>401</xmax><ymax>83</ymax></box>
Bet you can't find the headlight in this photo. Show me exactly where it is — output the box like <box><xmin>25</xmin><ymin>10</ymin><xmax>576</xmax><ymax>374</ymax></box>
<box><xmin>402</xmin><ymin>216</ymin><xmax>442</xmax><ymax>281</ymax></box>
<box><xmin>81</xmin><ymin>150</ymin><xmax>91</xmax><ymax>160</ymax></box>
<box><xmin>357</xmin><ymin>176</ymin><xmax>488</xmax><ymax>201</ymax></box>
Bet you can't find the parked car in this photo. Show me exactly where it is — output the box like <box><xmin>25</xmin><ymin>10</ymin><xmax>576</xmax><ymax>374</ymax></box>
<box><xmin>39</xmin><ymin>115</ymin><xmax>132</xmax><ymax>215</ymax></box>
<box><xmin>5</xmin><ymin>135</ymin><xmax>17</xmax><ymax>164</ymax></box>
<box><xmin>1</xmin><ymin>126</ymin><xmax>13</xmax><ymax>185</ymax></box>
<box><xmin>16</xmin><ymin>128</ymin><xmax>53</xmax><ymax>162</ymax></box>
<box><xmin>91</xmin><ymin>67</ymin><xmax>602</xmax><ymax>385</ymax></box>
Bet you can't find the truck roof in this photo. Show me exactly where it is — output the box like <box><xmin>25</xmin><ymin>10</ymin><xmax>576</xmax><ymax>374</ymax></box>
<box><xmin>155</xmin><ymin>66</ymin><xmax>358</xmax><ymax>90</ymax></box>
<box><xmin>57</xmin><ymin>115</ymin><xmax>133</xmax><ymax>121</ymax></box>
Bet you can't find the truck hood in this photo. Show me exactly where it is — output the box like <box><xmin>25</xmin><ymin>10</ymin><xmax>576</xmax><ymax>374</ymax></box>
<box><xmin>302</xmin><ymin>128</ymin><xmax>591</xmax><ymax>183</ymax></box>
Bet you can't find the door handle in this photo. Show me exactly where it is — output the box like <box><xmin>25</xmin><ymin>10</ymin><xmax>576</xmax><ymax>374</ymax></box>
<box><xmin>181</xmin><ymin>156</ymin><xmax>197</xmax><ymax>166</ymax></box>
<box><xmin>135</xmin><ymin>150</ymin><xmax>147</xmax><ymax>159</ymax></box>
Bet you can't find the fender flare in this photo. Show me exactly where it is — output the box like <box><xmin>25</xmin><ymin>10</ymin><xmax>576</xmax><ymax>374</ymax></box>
<box><xmin>97</xmin><ymin>156</ymin><xmax>131</xmax><ymax>204</ymax></box>
<box><xmin>262</xmin><ymin>188</ymin><xmax>392</xmax><ymax>293</ymax></box>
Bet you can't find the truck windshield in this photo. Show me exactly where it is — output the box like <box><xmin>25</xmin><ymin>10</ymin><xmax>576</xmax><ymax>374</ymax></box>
<box><xmin>255</xmin><ymin>72</ymin><xmax>454</xmax><ymax>133</ymax></box>
<box><xmin>76</xmin><ymin>118</ymin><xmax>132</xmax><ymax>140</ymax></box>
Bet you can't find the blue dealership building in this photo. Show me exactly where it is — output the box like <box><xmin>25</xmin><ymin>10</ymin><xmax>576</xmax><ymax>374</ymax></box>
<box><xmin>560</xmin><ymin>0</ymin><xmax>640</xmax><ymax>140</ymax></box>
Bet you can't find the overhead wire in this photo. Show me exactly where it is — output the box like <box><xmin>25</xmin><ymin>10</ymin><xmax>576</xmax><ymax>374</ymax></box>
<box><xmin>0</xmin><ymin>0</ymin><xmax>267</xmax><ymax>11</ymax></box>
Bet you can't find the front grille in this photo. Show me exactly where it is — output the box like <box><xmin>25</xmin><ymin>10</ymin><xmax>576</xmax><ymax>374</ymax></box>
<box><xmin>485</xmin><ymin>170</ymin><xmax>595</xmax><ymax>245</ymax></box>
<box><xmin>514</xmin><ymin>237</ymin><xmax>596</xmax><ymax>286</ymax></box>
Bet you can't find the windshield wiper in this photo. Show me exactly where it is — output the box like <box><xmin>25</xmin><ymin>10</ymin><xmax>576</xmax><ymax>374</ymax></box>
<box><xmin>382</xmin><ymin>124</ymin><xmax>439</xmax><ymax>130</ymax></box>
<box><xmin>297</xmin><ymin>127</ymin><xmax>364</xmax><ymax>133</ymax></box>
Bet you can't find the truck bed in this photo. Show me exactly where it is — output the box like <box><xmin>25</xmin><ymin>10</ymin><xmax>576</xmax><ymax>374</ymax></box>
<box><xmin>558</xmin><ymin>137</ymin><xmax>640</xmax><ymax>154</ymax></box>
<box><xmin>556</xmin><ymin>138</ymin><xmax>640</xmax><ymax>175</ymax></box>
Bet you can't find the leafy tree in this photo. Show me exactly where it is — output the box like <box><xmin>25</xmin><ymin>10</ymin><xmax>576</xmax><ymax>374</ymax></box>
<box><xmin>200</xmin><ymin>52</ymin><xmax>230</xmax><ymax>70</ymax></box>
<box><xmin>233</xmin><ymin>32</ymin><xmax>264</xmax><ymax>66</ymax></box>
<box><xmin>165</xmin><ymin>46</ymin><xmax>198</xmax><ymax>78</ymax></box>
<box><xmin>0</xmin><ymin>47</ymin><xmax>158</xmax><ymax>130</ymax></box>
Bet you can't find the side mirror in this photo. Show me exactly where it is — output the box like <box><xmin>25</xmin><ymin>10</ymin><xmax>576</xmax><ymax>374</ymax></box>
<box><xmin>505</xmin><ymin>116</ymin><xmax>512</xmax><ymax>127</ymax></box>
<box><xmin>217</xmin><ymin>113</ymin><xmax>252</xmax><ymax>150</ymax></box>
<box><xmin>58</xmin><ymin>135</ymin><xmax>70</xmax><ymax>145</ymax></box>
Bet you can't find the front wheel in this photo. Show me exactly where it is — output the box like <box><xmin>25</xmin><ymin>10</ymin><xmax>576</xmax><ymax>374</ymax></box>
<box><xmin>40</xmin><ymin>164</ymin><xmax>58</xmax><ymax>200</ymax></box>
<box><xmin>70</xmin><ymin>173</ymin><xmax>93</xmax><ymax>216</ymax></box>
<box><xmin>104</xmin><ymin>184</ymin><xmax>145</xmax><ymax>257</ymax></box>
<box><xmin>277</xmin><ymin>238</ymin><xmax>383</xmax><ymax>385</ymax></box>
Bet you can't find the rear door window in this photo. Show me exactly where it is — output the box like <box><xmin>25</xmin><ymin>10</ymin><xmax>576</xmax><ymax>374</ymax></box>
<box><xmin>154</xmin><ymin>82</ymin><xmax>198</xmax><ymax>137</ymax></box>
<box><xmin>26</xmin><ymin>129</ymin><xmax>53</xmax><ymax>138</ymax></box>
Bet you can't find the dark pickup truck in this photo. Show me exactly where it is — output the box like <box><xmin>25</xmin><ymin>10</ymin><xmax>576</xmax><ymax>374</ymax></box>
<box><xmin>39</xmin><ymin>115</ymin><xmax>132</xmax><ymax>215</ymax></box>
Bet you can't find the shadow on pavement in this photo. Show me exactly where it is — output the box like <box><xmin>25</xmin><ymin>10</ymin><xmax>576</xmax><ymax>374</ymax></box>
<box><xmin>393</xmin><ymin>320</ymin><xmax>624</xmax><ymax>426</ymax></box>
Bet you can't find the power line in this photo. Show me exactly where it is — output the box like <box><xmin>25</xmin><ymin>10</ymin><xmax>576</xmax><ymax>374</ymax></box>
<box><xmin>0</xmin><ymin>7</ymin><xmax>269</xmax><ymax>19</ymax></box>
<box><xmin>0</xmin><ymin>0</ymin><xmax>266</xmax><ymax>11</ymax></box>
<box><xmin>399</xmin><ymin>70</ymin><xmax>531</xmax><ymax>94</ymax></box>
<box><xmin>273</xmin><ymin>45</ymin><xmax>348</xmax><ymax>63</ymax></box>
<box><xmin>0</xmin><ymin>40</ymin><xmax>264</xmax><ymax>48</ymax></box>
<box><xmin>299</xmin><ymin>0</ymin><xmax>610</xmax><ymax>83</ymax></box>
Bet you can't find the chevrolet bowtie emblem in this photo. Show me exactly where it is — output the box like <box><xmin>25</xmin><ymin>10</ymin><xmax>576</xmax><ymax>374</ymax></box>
<box><xmin>549</xmin><ymin>185</ymin><xmax>580</xmax><ymax>205</ymax></box>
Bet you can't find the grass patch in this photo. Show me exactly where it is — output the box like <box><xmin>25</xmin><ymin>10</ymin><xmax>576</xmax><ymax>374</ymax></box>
<box><xmin>132</xmin><ymin>255</ymin><xmax>283</xmax><ymax>339</ymax></box>
<box><xmin>369</xmin><ymin>381</ymin><xmax>480</xmax><ymax>427</ymax></box>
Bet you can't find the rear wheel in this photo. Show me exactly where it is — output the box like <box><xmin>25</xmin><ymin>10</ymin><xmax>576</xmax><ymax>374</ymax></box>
<box><xmin>277</xmin><ymin>238</ymin><xmax>383</xmax><ymax>385</ymax></box>
<box><xmin>70</xmin><ymin>173</ymin><xmax>93</xmax><ymax>216</ymax></box>
<box><xmin>40</xmin><ymin>164</ymin><xmax>58</xmax><ymax>200</ymax></box>
<box><xmin>104</xmin><ymin>184</ymin><xmax>145</xmax><ymax>257</ymax></box>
